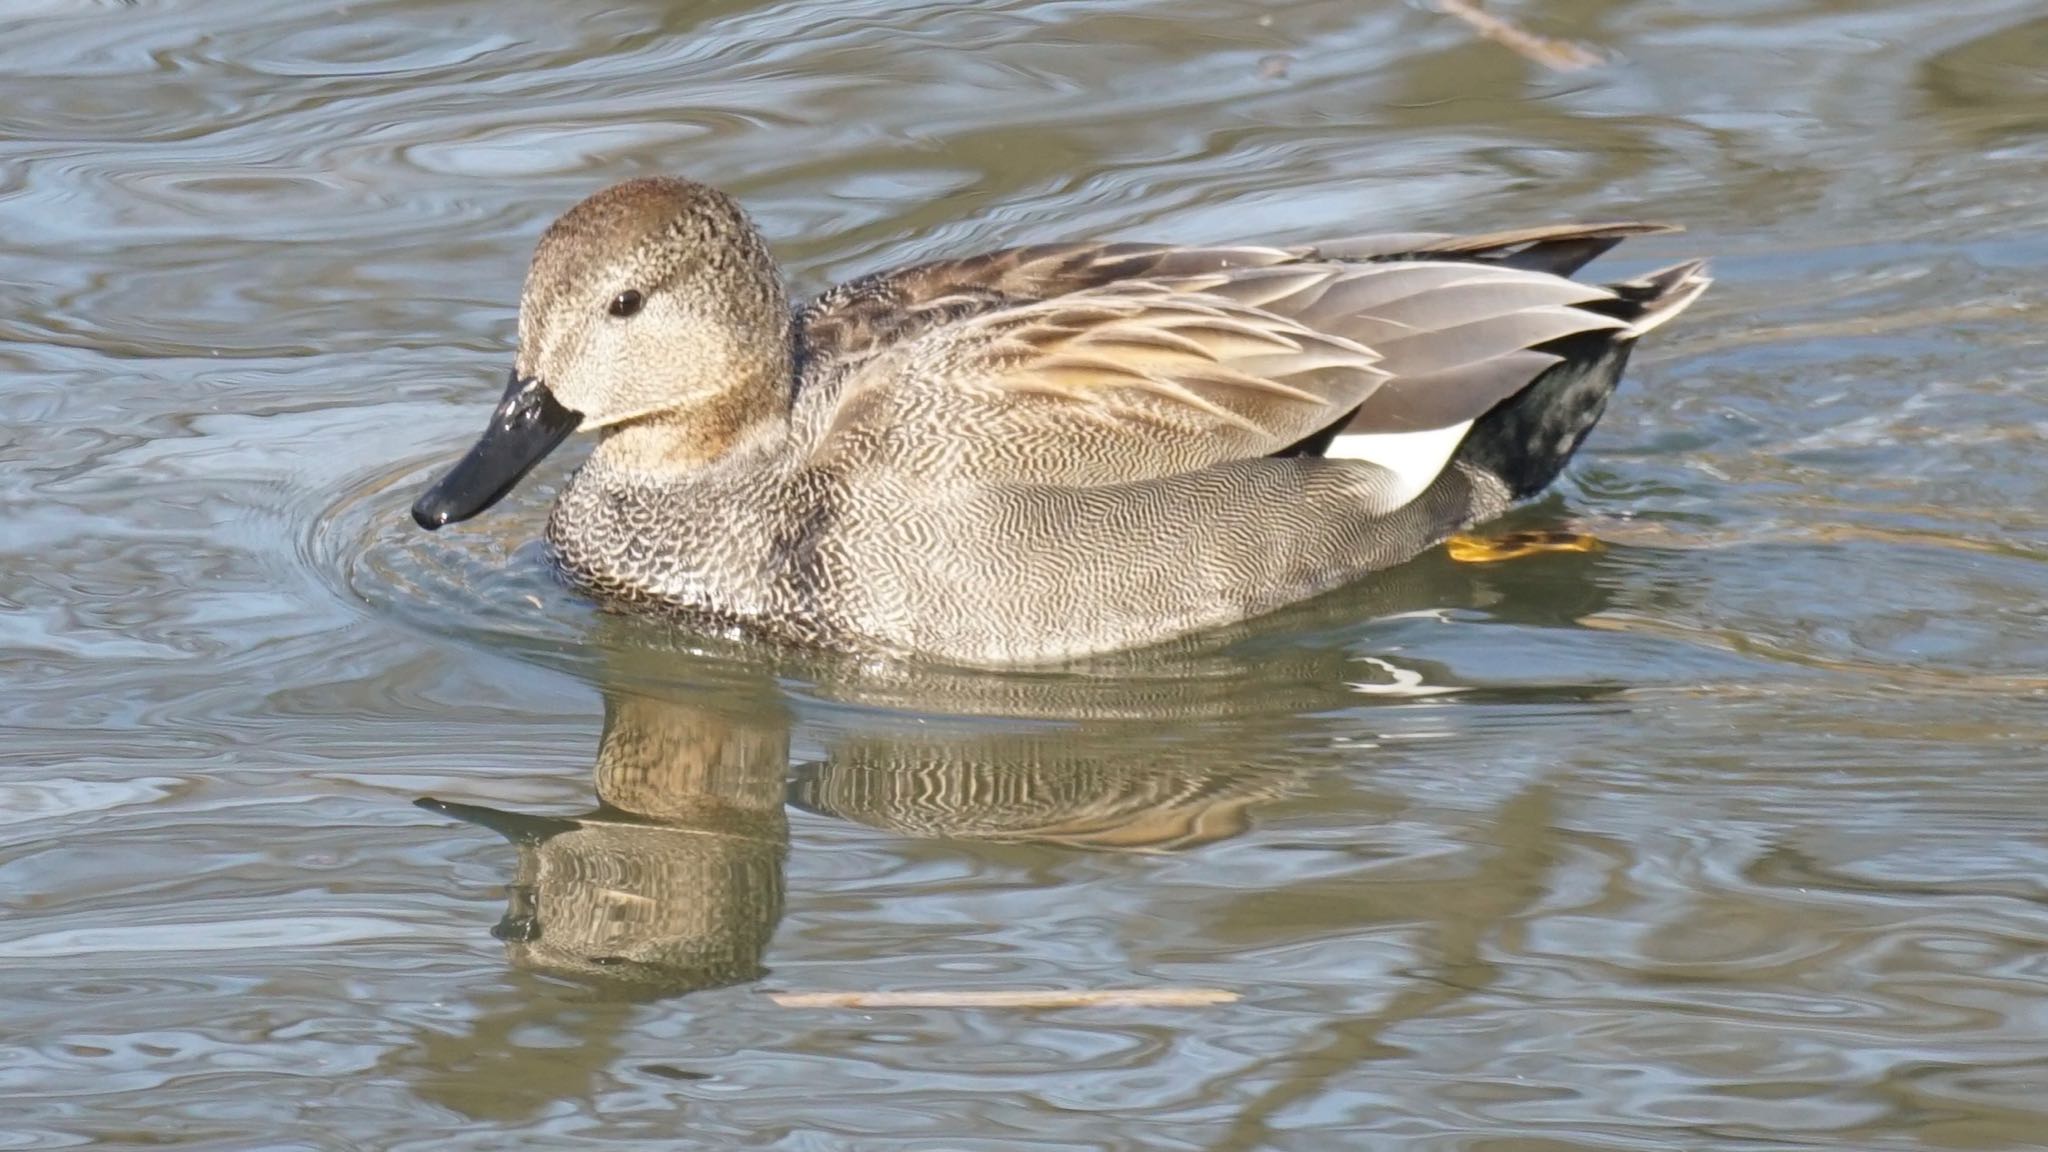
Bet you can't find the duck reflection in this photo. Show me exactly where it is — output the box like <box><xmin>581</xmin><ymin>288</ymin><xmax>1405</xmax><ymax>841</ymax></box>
<box><xmin>421</xmin><ymin>530</ymin><xmax>1626</xmax><ymax>999</ymax></box>
<box><xmin>420</xmin><ymin>668</ymin><xmax>1312</xmax><ymax>997</ymax></box>
<box><xmin>789</xmin><ymin>724</ymin><xmax>1299</xmax><ymax>851</ymax></box>
<box><xmin>420</xmin><ymin>684</ymin><xmax>790</xmax><ymax>999</ymax></box>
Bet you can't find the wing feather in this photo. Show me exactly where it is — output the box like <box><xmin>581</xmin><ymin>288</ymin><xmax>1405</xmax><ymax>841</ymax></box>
<box><xmin>792</xmin><ymin>225</ymin><xmax>1687</xmax><ymax>496</ymax></box>
<box><xmin>805</xmin><ymin>284</ymin><xmax>1389</xmax><ymax>485</ymax></box>
<box><xmin>1368</xmin><ymin>305</ymin><xmax>1626</xmax><ymax>379</ymax></box>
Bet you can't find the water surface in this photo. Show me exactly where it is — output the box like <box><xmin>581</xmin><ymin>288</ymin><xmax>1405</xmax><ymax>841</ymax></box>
<box><xmin>4</xmin><ymin>0</ymin><xmax>2048</xmax><ymax>1147</ymax></box>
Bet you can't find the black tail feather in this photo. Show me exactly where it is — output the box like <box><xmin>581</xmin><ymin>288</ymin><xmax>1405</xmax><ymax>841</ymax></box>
<box><xmin>1452</xmin><ymin>332</ymin><xmax>1634</xmax><ymax>501</ymax></box>
<box><xmin>1455</xmin><ymin>257</ymin><xmax>1708</xmax><ymax>499</ymax></box>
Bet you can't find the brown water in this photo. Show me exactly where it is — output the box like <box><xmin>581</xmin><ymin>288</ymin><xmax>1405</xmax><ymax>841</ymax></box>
<box><xmin>5</xmin><ymin>0</ymin><xmax>2048</xmax><ymax>1147</ymax></box>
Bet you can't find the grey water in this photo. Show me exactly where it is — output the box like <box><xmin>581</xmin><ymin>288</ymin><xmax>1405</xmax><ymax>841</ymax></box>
<box><xmin>3</xmin><ymin>0</ymin><xmax>2047</xmax><ymax>1147</ymax></box>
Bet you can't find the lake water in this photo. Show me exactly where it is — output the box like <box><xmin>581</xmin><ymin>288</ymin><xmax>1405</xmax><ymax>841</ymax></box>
<box><xmin>4</xmin><ymin>0</ymin><xmax>2048</xmax><ymax>1147</ymax></box>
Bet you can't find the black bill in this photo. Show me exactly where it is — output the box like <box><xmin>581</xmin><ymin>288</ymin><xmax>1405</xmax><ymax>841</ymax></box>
<box><xmin>412</xmin><ymin>371</ymin><xmax>582</xmax><ymax>529</ymax></box>
<box><xmin>414</xmin><ymin>796</ymin><xmax>581</xmax><ymax>846</ymax></box>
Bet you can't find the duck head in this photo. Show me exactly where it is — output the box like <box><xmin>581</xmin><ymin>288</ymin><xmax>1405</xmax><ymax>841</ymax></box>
<box><xmin>412</xmin><ymin>176</ymin><xmax>790</xmax><ymax>529</ymax></box>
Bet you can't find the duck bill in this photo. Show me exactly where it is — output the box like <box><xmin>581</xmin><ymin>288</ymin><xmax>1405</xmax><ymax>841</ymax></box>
<box><xmin>414</xmin><ymin>796</ymin><xmax>583</xmax><ymax>846</ymax></box>
<box><xmin>412</xmin><ymin>372</ymin><xmax>582</xmax><ymax>529</ymax></box>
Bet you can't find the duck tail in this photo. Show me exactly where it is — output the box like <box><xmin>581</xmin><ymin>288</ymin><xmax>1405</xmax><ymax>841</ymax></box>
<box><xmin>1454</xmin><ymin>258</ymin><xmax>1709</xmax><ymax>500</ymax></box>
<box><xmin>1597</xmin><ymin>258</ymin><xmax>1713</xmax><ymax>336</ymax></box>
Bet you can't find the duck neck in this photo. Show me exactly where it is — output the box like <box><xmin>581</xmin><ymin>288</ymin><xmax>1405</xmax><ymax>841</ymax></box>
<box><xmin>549</xmin><ymin>373</ymin><xmax>793</xmax><ymax>620</ymax></box>
<box><xmin>591</xmin><ymin>371</ymin><xmax>791</xmax><ymax>476</ymax></box>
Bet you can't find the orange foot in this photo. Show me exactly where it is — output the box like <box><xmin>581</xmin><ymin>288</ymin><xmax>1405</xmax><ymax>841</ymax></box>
<box><xmin>1445</xmin><ymin>530</ymin><xmax>1603</xmax><ymax>564</ymax></box>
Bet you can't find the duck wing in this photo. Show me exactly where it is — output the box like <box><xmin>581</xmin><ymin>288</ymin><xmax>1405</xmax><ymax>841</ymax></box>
<box><xmin>800</xmin><ymin>278</ymin><xmax>1390</xmax><ymax>484</ymax></box>
<box><xmin>799</xmin><ymin>253</ymin><xmax>1646</xmax><ymax>490</ymax></box>
<box><xmin>792</xmin><ymin>242</ymin><xmax>1305</xmax><ymax>395</ymax></box>
<box><xmin>789</xmin><ymin>221</ymin><xmax>1675</xmax><ymax>393</ymax></box>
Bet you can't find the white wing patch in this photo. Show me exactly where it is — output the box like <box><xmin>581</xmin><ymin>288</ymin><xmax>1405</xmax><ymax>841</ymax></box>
<box><xmin>1326</xmin><ymin>420</ymin><xmax>1475</xmax><ymax>508</ymax></box>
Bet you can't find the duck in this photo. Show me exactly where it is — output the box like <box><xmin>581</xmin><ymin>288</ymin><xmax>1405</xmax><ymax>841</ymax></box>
<box><xmin>412</xmin><ymin>176</ymin><xmax>1707</xmax><ymax>667</ymax></box>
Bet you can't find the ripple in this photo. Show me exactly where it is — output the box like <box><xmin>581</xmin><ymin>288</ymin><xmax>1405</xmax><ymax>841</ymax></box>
<box><xmin>0</xmin><ymin>914</ymin><xmax>432</xmax><ymax>960</ymax></box>
<box><xmin>10</xmin><ymin>0</ymin><xmax>2048</xmax><ymax>1147</ymax></box>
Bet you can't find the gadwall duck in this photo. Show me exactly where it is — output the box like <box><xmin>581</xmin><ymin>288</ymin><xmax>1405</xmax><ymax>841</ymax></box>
<box><xmin>413</xmin><ymin>177</ymin><xmax>1707</xmax><ymax>666</ymax></box>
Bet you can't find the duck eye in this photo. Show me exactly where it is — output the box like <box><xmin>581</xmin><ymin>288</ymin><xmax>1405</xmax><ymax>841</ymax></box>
<box><xmin>608</xmin><ymin>290</ymin><xmax>644</xmax><ymax>318</ymax></box>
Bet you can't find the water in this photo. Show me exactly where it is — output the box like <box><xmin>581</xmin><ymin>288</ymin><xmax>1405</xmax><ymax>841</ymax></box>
<box><xmin>4</xmin><ymin>0</ymin><xmax>2047</xmax><ymax>1146</ymax></box>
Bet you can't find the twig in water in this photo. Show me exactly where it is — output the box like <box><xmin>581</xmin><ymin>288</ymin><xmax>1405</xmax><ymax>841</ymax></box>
<box><xmin>1435</xmin><ymin>0</ymin><xmax>1605</xmax><ymax>73</ymax></box>
<box><xmin>768</xmin><ymin>988</ymin><xmax>1239</xmax><ymax>1008</ymax></box>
